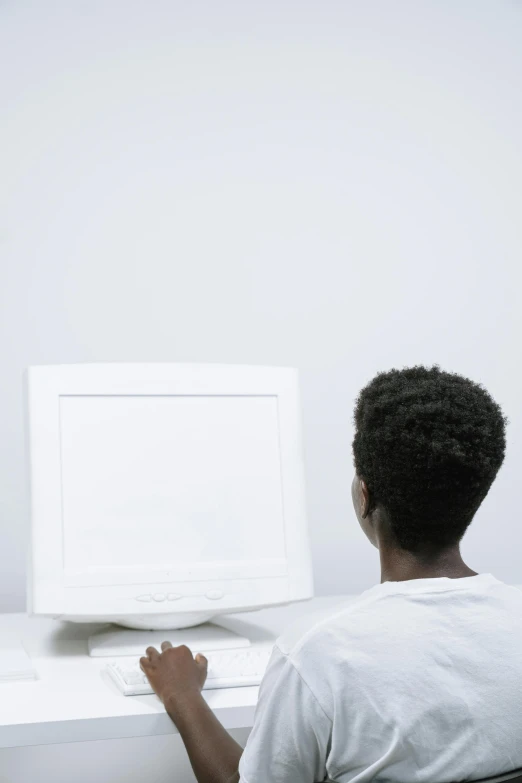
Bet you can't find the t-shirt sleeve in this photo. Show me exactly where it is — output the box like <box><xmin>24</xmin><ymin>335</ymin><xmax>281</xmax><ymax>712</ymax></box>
<box><xmin>238</xmin><ymin>645</ymin><xmax>331</xmax><ymax>783</ymax></box>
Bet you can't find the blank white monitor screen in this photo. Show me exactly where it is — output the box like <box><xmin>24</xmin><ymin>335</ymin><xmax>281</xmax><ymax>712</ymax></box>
<box><xmin>59</xmin><ymin>395</ymin><xmax>287</xmax><ymax>573</ymax></box>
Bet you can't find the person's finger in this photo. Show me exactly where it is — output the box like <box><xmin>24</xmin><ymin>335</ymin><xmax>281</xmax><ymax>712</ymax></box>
<box><xmin>195</xmin><ymin>652</ymin><xmax>208</xmax><ymax>670</ymax></box>
<box><xmin>161</xmin><ymin>641</ymin><xmax>173</xmax><ymax>652</ymax></box>
<box><xmin>140</xmin><ymin>656</ymin><xmax>151</xmax><ymax>670</ymax></box>
<box><xmin>145</xmin><ymin>646</ymin><xmax>160</xmax><ymax>661</ymax></box>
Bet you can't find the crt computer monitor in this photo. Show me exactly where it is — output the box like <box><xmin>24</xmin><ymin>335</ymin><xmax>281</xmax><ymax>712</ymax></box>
<box><xmin>25</xmin><ymin>364</ymin><xmax>313</xmax><ymax>654</ymax></box>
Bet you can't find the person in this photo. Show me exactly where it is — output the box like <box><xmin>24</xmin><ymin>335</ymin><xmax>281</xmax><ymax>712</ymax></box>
<box><xmin>140</xmin><ymin>364</ymin><xmax>522</xmax><ymax>783</ymax></box>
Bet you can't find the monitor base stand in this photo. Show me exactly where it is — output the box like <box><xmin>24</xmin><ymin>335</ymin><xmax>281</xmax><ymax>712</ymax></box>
<box><xmin>88</xmin><ymin>622</ymin><xmax>252</xmax><ymax>658</ymax></box>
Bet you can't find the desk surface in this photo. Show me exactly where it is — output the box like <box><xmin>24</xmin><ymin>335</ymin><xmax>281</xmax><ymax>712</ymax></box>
<box><xmin>0</xmin><ymin>595</ymin><xmax>351</xmax><ymax>748</ymax></box>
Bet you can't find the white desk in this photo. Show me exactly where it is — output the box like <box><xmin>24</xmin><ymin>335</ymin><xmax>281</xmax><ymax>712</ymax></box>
<box><xmin>0</xmin><ymin>595</ymin><xmax>352</xmax><ymax>749</ymax></box>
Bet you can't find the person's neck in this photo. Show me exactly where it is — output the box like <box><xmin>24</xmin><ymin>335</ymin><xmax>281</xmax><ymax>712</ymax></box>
<box><xmin>379</xmin><ymin>544</ymin><xmax>478</xmax><ymax>584</ymax></box>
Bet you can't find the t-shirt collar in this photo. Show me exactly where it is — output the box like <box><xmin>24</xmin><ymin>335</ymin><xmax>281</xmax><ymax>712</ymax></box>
<box><xmin>361</xmin><ymin>572</ymin><xmax>499</xmax><ymax>599</ymax></box>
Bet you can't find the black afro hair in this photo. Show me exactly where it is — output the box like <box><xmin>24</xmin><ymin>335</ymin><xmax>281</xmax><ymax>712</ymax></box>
<box><xmin>352</xmin><ymin>364</ymin><xmax>508</xmax><ymax>553</ymax></box>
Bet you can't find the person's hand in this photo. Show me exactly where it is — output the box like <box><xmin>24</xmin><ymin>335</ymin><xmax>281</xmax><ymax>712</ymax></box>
<box><xmin>140</xmin><ymin>642</ymin><xmax>208</xmax><ymax>710</ymax></box>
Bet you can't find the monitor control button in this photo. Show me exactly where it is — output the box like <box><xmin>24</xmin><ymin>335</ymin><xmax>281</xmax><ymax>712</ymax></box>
<box><xmin>168</xmin><ymin>593</ymin><xmax>182</xmax><ymax>601</ymax></box>
<box><xmin>205</xmin><ymin>590</ymin><xmax>224</xmax><ymax>600</ymax></box>
<box><xmin>153</xmin><ymin>593</ymin><xmax>166</xmax><ymax>602</ymax></box>
<box><xmin>136</xmin><ymin>594</ymin><xmax>152</xmax><ymax>602</ymax></box>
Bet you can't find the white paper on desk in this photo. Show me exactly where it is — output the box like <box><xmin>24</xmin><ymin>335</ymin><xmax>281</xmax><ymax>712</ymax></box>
<box><xmin>0</xmin><ymin>632</ymin><xmax>36</xmax><ymax>681</ymax></box>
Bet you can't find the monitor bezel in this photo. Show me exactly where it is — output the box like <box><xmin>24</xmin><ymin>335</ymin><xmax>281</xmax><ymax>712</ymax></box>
<box><xmin>25</xmin><ymin>363</ymin><xmax>313</xmax><ymax>618</ymax></box>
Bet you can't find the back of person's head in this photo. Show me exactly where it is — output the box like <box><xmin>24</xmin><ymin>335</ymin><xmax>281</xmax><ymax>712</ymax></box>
<box><xmin>352</xmin><ymin>364</ymin><xmax>508</xmax><ymax>553</ymax></box>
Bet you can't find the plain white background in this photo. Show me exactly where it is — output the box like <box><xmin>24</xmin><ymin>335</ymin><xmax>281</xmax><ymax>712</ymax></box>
<box><xmin>1</xmin><ymin>1</ymin><xmax>522</xmax><ymax>781</ymax></box>
<box><xmin>1</xmin><ymin>0</ymin><xmax>522</xmax><ymax>612</ymax></box>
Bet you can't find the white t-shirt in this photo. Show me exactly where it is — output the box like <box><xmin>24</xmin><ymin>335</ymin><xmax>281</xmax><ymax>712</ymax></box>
<box><xmin>238</xmin><ymin>573</ymin><xmax>522</xmax><ymax>783</ymax></box>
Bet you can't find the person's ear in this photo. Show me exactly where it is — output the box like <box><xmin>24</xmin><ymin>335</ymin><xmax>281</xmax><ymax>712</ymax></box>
<box><xmin>360</xmin><ymin>479</ymin><xmax>372</xmax><ymax>519</ymax></box>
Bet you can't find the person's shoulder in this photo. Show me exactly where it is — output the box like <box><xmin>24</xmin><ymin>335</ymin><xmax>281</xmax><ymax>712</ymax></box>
<box><xmin>490</xmin><ymin>580</ymin><xmax>522</xmax><ymax>601</ymax></box>
<box><xmin>486</xmin><ymin>580</ymin><xmax>522</xmax><ymax>615</ymax></box>
<box><xmin>274</xmin><ymin>595</ymin><xmax>380</xmax><ymax>663</ymax></box>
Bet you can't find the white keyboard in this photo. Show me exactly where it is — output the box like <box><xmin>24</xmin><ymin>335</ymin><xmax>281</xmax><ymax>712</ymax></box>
<box><xmin>106</xmin><ymin>643</ymin><xmax>274</xmax><ymax>696</ymax></box>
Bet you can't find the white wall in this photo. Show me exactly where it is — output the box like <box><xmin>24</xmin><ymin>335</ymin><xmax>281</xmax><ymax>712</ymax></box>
<box><xmin>1</xmin><ymin>0</ymin><xmax>522</xmax><ymax>614</ymax></box>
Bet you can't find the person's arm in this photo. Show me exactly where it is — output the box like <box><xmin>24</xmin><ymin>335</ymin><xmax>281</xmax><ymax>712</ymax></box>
<box><xmin>141</xmin><ymin>642</ymin><xmax>242</xmax><ymax>783</ymax></box>
<box><xmin>166</xmin><ymin>686</ymin><xmax>243</xmax><ymax>783</ymax></box>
